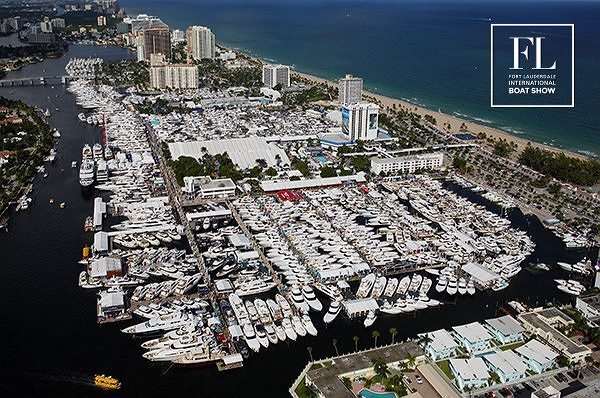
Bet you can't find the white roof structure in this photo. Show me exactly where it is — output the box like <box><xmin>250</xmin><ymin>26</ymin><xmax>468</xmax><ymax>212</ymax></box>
<box><xmin>98</xmin><ymin>290</ymin><xmax>125</xmax><ymax>308</ymax></box>
<box><xmin>423</xmin><ymin>329</ymin><xmax>459</xmax><ymax>352</ymax></box>
<box><xmin>515</xmin><ymin>339</ymin><xmax>558</xmax><ymax>364</ymax></box>
<box><xmin>315</xmin><ymin>267</ymin><xmax>355</xmax><ymax>280</ymax></box>
<box><xmin>222</xmin><ymin>353</ymin><xmax>243</xmax><ymax>365</ymax></box>
<box><xmin>168</xmin><ymin>136</ymin><xmax>290</xmax><ymax>169</ymax></box>
<box><xmin>485</xmin><ymin>315</ymin><xmax>525</xmax><ymax>336</ymax></box>
<box><xmin>343</xmin><ymin>298</ymin><xmax>379</xmax><ymax>317</ymax></box>
<box><xmin>228</xmin><ymin>324</ymin><xmax>243</xmax><ymax>338</ymax></box>
<box><xmin>452</xmin><ymin>322</ymin><xmax>494</xmax><ymax>343</ymax></box>
<box><xmin>186</xmin><ymin>209</ymin><xmax>231</xmax><ymax>221</ymax></box>
<box><xmin>94</xmin><ymin>231</ymin><xmax>109</xmax><ymax>252</ymax></box>
<box><xmin>89</xmin><ymin>257</ymin><xmax>122</xmax><ymax>278</ymax></box>
<box><xmin>449</xmin><ymin>358</ymin><xmax>490</xmax><ymax>381</ymax></box>
<box><xmin>228</xmin><ymin>233</ymin><xmax>251</xmax><ymax>248</ymax></box>
<box><xmin>461</xmin><ymin>262</ymin><xmax>502</xmax><ymax>283</ymax></box>
<box><xmin>93</xmin><ymin>197</ymin><xmax>106</xmax><ymax>228</ymax></box>
<box><xmin>214</xmin><ymin>279</ymin><xmax>234</xmax><ymax>292</ymax></box>
<box><xmin>260</xmin><ymin>173</ymin><xmax>367</xmax><ymax>192</ymax></box>
<box><xmin>483</xmin><ymin>350</ymin><xmax>528</xmax><ymax>375</ymax></box>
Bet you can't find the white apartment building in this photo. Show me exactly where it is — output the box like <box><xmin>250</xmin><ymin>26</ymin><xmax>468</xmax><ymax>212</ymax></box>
<box><xmin>187</xmin><ymin>26</ymin><xmax>216</xmax><ymax>60</ymax></box>
<box><xmin>370</xmin><ymin>153</ymin><xmax>444</xmax><ymax>175</ymax></box>
<box><xmin>342</xmin><ymin>102</ymin><xmax>379</xmax><ymax>141</ymax></box>
<box><xmin>171</xmin><ymin>29</ymin><xmax>185</xmax><ymax>44</ymax></box>
<box><xmin>339</xmin><ymin>74</ymin><xmax>363</xmax><ymax>105</ymax></box>
<box><xmin>150</xmin><ymin>64</ymin><xmax>199</xmax><ymax>90</ymax></box>
<box><xmin>262</xmin><ymin>64</ymin><xmax>290</xmax><ymax>88</ymax></box>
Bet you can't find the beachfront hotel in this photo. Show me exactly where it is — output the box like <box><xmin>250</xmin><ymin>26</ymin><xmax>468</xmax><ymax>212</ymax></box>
<box><xmin>262</xmin><ymin>64</ymin><xmax>290</xmax><ymax>89</ymax></box>
<box><xmin>187</xmin><ymin>25</ymin><xmax>216</xmax><ymax>60</ymax></box>
<box><xmin>338</xmin><ymin>74</ymin><xmax>363</xmax><ymax>105</ymax></box>
<box><xmin>341</xmin><ymin>101</ymin><xmax>379</xmax><ymax>141</ymax></box>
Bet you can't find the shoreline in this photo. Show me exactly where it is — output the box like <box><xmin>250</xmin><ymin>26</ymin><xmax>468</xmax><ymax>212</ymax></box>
<box><xmin>290</xmin><ymin>70</ymin><xmax>591</xmax><ymax>161</ymax></box>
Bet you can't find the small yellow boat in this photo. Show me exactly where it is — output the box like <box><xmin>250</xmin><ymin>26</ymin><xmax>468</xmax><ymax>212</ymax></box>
<box><xmin>94</xmin><ymin>374</ymin><xmax>121</xmax><ymax>390</ymax></box>
<box><xmin>82</xmin><ymin>246</ymin><xmax>90</xmax><ymax>260</ymax></box>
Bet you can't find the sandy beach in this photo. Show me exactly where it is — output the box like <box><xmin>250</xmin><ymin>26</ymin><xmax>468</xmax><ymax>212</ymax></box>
<box><xmin>291</xmin><ymin>71</ymin><xmax>590</xmax><ymax>161</ymax></box>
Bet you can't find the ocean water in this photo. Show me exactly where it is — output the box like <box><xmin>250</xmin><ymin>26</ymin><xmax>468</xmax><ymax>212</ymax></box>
<box><xmin>120</xmin><ymin>0</ymin><xmax>600</xmax><ymax>157</ymax></box>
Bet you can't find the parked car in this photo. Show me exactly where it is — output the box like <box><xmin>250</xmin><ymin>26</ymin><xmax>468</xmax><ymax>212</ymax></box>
<box><xmin>415</xmin><ymin>375</ymin><xmax>423</xmax><ymax>384</ymax></box>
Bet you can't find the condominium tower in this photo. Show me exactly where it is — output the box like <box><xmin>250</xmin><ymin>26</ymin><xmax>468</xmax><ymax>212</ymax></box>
<box><xmin>187</xmin><ymin>26</ymin><xmax>216</xmax><ymax>60</ymax></box>
<box><xmin>262</xmin><ymin>64</ymin><xmax>290</xmax><ymax>89</ymax></box>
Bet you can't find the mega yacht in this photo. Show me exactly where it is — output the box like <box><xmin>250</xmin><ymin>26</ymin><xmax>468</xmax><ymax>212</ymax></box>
<box><xmin>302</xmin><ymin>285</ymin><xmax>322</xmax><ymax>312</ymax></box>
<box><xmin>323</xmin><ymin>301</ymin><xmax>341</xmax><ymax>324</ymax></box>
<box><xmin>79</xmin><ymin>159</ymin><xmax>95</xmax><ymax>187</ymax></box>
<box><xmin>122</xmin><ymin>312</ymin><xmax>196</xmax><ymax>335</ymax></box>
<box><xmin>290</xmin><ymin>287</ymin><xmax>310</xmax><ymax>313</ymax></box>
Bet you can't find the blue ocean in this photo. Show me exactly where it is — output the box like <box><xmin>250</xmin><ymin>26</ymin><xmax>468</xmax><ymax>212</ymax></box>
<box><xmin>120</xmin><ymin>0</ymin><xmax>600</xmax><ymax>157</ymax></box>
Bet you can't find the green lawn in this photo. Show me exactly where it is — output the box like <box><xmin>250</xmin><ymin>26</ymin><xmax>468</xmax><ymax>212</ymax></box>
<box><xmin>294</xmin><ymin>377</ymin><xmax>316</xmax><ymax>398</ymax></box>
<box><xmin>500</xmin><ymin>341</ymin><xmax>525</xmax><ymax>351</ymax></box>
<box><xmin>436</xmin><ymin>360</ymin><xmax>454</xmax><ymax>380</ymax></box>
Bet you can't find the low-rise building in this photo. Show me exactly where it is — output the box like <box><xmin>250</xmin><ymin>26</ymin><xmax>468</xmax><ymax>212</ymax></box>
<box><xmin>518</xmin><ymin>308</ymin><xmax>591</xmax><ymax>364</ymax></box>
<box><xmin>419</xmin><ymin>329</ymin><xmax>459</xmax><ymax>360</ymax></box>
<box><xmin>485</xmin><ymin>315</ymin><xmax>525</xmax><ymax>345</ymax></box>
<box><xmin>575</xmin><ymin>294</ymin><xmax>600</xmax><ymax>327</ymax></box>
<box><xmin>370</xmin><ymin>153</ymin><xmax>444</xmax><ymax>175</ymax></box>
<box><xmin>482</xmin><ymin>350</ymin><xmax>528</xmax><ymax>383</ymax></box>
<box><xmin>531</xmin><ymin>386</ymin><xmax>561</xmax><ymax>398</ymax></box>
<box><xmin>183</xmin><ymin>176</ymin><xmax>236</xmax><ymax>199</ymax></box>
<box><xmin>515</xmin><ymin>339</ymin><xmax>558</xmax><ymax>373</ymax></box>
<box><xmin>452</xmin><ymin>322</ymin><xmax>495</xmax><ymax>353</ymax></box>
<box><xmin>449</xmin><ymin>357</ymin><xmax>490</xmax><ymax>391</ymax></box>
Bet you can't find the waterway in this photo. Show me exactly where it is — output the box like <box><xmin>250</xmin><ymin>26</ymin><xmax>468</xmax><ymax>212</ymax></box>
<box><xmin>0</xmin><ymin>44</ymin><xmax>596</xmax><ymax>397</ymax></box>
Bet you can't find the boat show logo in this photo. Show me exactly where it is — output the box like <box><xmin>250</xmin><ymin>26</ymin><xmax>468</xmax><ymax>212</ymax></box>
<box><xmin>490</xmin><ymin>24</ymin><xmax>574</xmax><ymax>107</ymax></box>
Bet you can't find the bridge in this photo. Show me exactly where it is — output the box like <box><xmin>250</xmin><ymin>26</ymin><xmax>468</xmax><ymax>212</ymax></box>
<box><xmin>0</xmin><ymin>75</ymin><xmax>79</xmax><ymax>87</ymax></box>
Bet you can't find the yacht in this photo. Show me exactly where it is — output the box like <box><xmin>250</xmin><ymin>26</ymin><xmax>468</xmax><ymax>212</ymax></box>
<box><xmin>282</xmin><ymin>318</ymin><xmax>297</xmax><ymax>341</ymax></box>
<box><xmin>446</xmin><ymin>277</ymin><xmax>458</xmax><ymax>295</ymax></box>
<box><xmin>435</xmin><ymin>276</ymin><xmax>448</xmax><ymax>293</ymax></box>
<box><xmin>457</xmin><ymin>278</ymin><xmax>467</xmax><ymax>295</ymax></box>
<box><xmin>363</xmin><ymin>310</ymin><xmax>377</xmax><ymax>327</ymax></box>
<box><xmin>323</xmin><ymin>301</ymin><xmax>341</xmax><ymax>324</ymax></box>
<box><xmin>302</xmin><ymin>314</ymin><xmax>318</xmax><ymax>336</ymax></box>
<box><xmin>291</xmin><ymin>315</ymin><xmax>307</xmax><ymax>337</ymax></box>
<box><xmin>122</xmin><ymin>312</ymin><xmax>195</xmax><ymax>335</ymax></box>
<box><xmin>370</xmin><ymin>276</ymin><xmax>387</xmax><ymax>299</ymax></box>
<box><xmin>254</xmin><ymin>324</ymin><xmax>269</xmax><ymax>348</ymax></box>
<box><xmin>242</xmin><ymin>322</ymin><xmax>260</xmax><ymax>352</ymax></box>
<box><xmin>302</xmin><ymin>285</ymin><xmax>322</xmax><ymax>312</ymax></box>
<box><xmin>290</xmin><ymin>287</ymin><xmax>310</xmax><ymax>313</ymax></box>
<box><xmin>466</xmin><ymin>279</ymin><xmax>476</xmax><ymax>295</ymax></box>
<box><xmin>356</xmin><ymin>273</ymin><xmax>376</xmax><ymax>298</ymax></box>
<box><xmin>79</xmin><ymin>159</ymin><xmax>95</xmax><ymax>187</ymax></box>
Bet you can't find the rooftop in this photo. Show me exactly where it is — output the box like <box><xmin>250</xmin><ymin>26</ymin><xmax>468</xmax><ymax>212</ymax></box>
<box><xmin>515</xmin><ymin>338</ymin><xmax>558</xmax><ymax>364</ymax></box>
<box><xmin>483</xmin><ymin>350</ymin><xmax>528</xmax><ymax>376</ymax></box>
<box><xmin>449</xmin><ymin>358</ymin><xmax>490</xmax><ymax>381</ymax></box>
<box><xmin>421</xmin><ymin>329</ymin><xmax>459</xmax><ymax>352</ymax></box>
<box><xmin>452</xmin><ymin>322</ymin><xmax>494</xmax><ymax>343</ymax></box>
<box><xmin>519</xmin><ymin>311</ymin><xmax>589</xmax><ymax>355</ymax></box>
<box><xmin>485</xmin><ymin>315</ymin><xmax>525</xmax><ymax>336</ymax></box>
<box><xmin>306</xmin><ymin>341</ymin><xmax>424</xmax><ymax>398</ymax></box>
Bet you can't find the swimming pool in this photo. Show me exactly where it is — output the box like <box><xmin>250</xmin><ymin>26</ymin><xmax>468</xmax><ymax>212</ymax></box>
<box><xmin>358</xmin><ymin>388</ymin><xmax>397</xmax><ymax>398</ymax></box>
<box><xmin>315</xmin><ymin>155</ymin><xmax>328</xmax><ymax>163</ymax></box>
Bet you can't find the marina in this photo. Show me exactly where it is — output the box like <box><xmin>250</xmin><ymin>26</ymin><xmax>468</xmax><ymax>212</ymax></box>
<box><xmin>0</xmin><ymin>44</ymin><xmax>598</xmax><ymax>397</ymax></box>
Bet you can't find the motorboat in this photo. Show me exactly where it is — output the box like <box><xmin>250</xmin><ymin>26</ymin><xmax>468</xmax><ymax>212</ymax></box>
<box><xmin>302</xmin><ymin>285</ymin><xmax>322</xmax><ymax>312</ymax></box>
<box><xmin>363</xmin><ymin>310</ymin><xmax>377</xmax><ymax>327</ymax></box>
<box><xmin>290</xmin><ymin>287</ymin><xmax>310</xmax><ymax>313</ymax></box>
<box><xmin>302</xmin><ymin>314</ymin><xmax>318</xmax><ymax>336</ymax></box>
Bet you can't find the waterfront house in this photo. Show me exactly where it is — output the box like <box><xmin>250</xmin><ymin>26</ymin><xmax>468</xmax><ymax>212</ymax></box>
<box><xmin>419</xmin><ymin>329</ymin><xmax>459</xmax><ymax>360</ymax></box>
<box><xmin>514</xmin><ymin>339</ymin><xmax>558</xmax><ymax>373</ymax></box>
<box><xmin>448</xmin><ymin>357</ymin><xmax>490</xmax><ymax>391</ymax></box>
<box><xmin>575</xmin><ymin>294</ymin><xmax>600</xmax><ymax>327</ymax></box>
<box><xmin>485</xmin><ymin>315</ymin><xmax>525</xmax><ymax>345</ymax></box>
<box><xmin>482</xmin><ymin>350</ymin><xmax>528</xmax><ymax>383</ymax></box>
<box><xmin>452</xmin><ymin>322</ymin><xmax>494</xmax><ymax>353</ymax></box>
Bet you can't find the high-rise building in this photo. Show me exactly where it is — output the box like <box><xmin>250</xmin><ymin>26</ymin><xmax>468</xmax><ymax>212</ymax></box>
<box><xmin>139</xmin><ymin>26</ymin><xmax>171</xmax><ymax>62</ymax></box>
<box><xmin>150</xmin><ymin>60</ymin><xmax>199</xmax><ymax>90</ymax></box>
<box><xmin>339</xmin><ymin>74</ymin><xmax>363</xmax><ymax>105</ymax></box>
<box><xmin>127</xmin><ymin>14</ymin><xmax>167</xmax><ymax>35</ymax></box>
<box><xmin>341</xmin><ymin>102</ymin><xmax>379</xmax><ymax>141</ymax></box>
<box><xmin>171</xmin><ymin>29</ymin><xmax>185</xmax><ymax>44</ymax></box>
<box><xmin>97</xmin><ymin>16</ymin><xmax>106</xmax><ymax>27</ymax></box>
<box><xmin>186</xmin><ymin>26</ymin><xmax>215</xmax><ymax>60</ymax></box>
<box><xmin>262</xmin><ymin>64</ymin><xmax>290</xmax><ymax>89</ymax></box>
<box><xmin>50</xmin><ymin>18</ymin><xmax>65</xmax><ymax>29</ymax></box>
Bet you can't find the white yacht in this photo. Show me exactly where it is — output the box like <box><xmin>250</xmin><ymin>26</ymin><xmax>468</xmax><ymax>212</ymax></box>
<box><xmin>302</xmin><ymin>285</ymin><xmax>322</xmax><ymax>312</ymax></box>
<box><xmin>290</xmin><ymin>287</ymin><xmax>310</xmax><ymax>313</ymax></box>
<box><xmin>363</xmin><ymin>310</ymin><xmax>377</xmax><ymax>327</ymax></box>
<box><xmin>282</xmin><ymin>318</ymin><xmax>297</xmax><ymax>341</ymax></box>
<box><xmin>291</xmin><ymin>315</ymin><xmax>307</xmax><ymax>337</ymax></box>
<box><xmin>79</xmin><ymin>159</ymin><xmax>95</xmax><ymax>187</ymax></box>
<box><xmin>302</xmin><ymin>314</ymin><xmax>318</xmax><ymax>336</ymax></box>
<box><xmin>122</xmin><ymin>312</ymin><xmax>195</xmax><ymax>335</ymax></box>
<box><xmin>323</xmin><ymin>301</ymin><xmax>341</xmax><ymax>324</ymax></box>
<box><xmin>242</xmin><ymin>322</ymin><xmax>261</xmax><ymax>352</ymax></box>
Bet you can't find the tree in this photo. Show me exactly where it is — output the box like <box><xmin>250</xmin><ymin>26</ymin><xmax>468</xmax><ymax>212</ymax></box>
<box><xmin>320</xmin><ymin>166</ymin><xmax>336</xmax><ymax>178</ymax></box>
<box><xmin>265</xmin><ymin>167</ymin><xmax>277</xmax><ymax>177</ymax></box>
<box><xmin>307</xmin><ymin>346</ymin><xmax>313</xmax><ymax>362</ymax></box>
<box><xmin>405</xmin><ymin>353</ymin><xmax>417</xmax><ymax>369</ymax></box>
<box><xmin>332</xmin><ymin>338</ymin><xmax>339</xmax><ymax>356</ymax></box>
<box><xmin>372</xmin><ymin>358</ymin><xmax>391</xmax><ymax>379</ymax></box>
<box><xmin>419</xmin><ymin>333</ymin><xmax>433</xmax><ymax>350</ymax></box>
<box><xmin>489</xmin><ymin>371</ymin><xmax>501</xmax><ymax>384</ymax></box>
<box><xmin>372</xmin><ymin>330</ymin><xmax>380</xmax><ymax>347</ymax></box>
<box><xmin>353</xmin><ymin>335</ymin><xmax>360</xmax><ymax>352</ymax></box>
<box><xmin>389</xmin><ymin>327</ymin><xmax>398</xmax><ymax>344</ymax></box>
<box><xmin>255</xmin><ymin>158</ymin><xmax>267</xmax><ymax>169</ymax></box>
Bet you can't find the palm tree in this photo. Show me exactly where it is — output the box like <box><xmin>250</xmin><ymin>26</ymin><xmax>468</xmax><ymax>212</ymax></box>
<box><xmin>405</xmin><ymin>353</ymin><xmax>417</xmax><ymax>369</ymax></box>
<box><xmin>389</xmin><ymin>327</ymin><xmax>398</xmax><ymax>344</ymax></box>
<box><xmin>307</xmin><ymin>346</ymin><xmax>313</xmax><ymax>362</ymax></box>
<box><xmin>419</xmin><ymin>333</ymin><xmax>433</xmax><ymax>350</ymax></box>
<box><xmin>353</xmin><ymin>336</ymin><xmax>360</xmax><ymax>352</ymax></box>
<box><xmin>372</xmin><ymin>358</ymin><xmax>391</xmax><ymax>379</ymax></box>
<box><xmin>332</xmin><ymin>338</ymin><xmax>339</xmax><ymax>356</ymax></box>
<box><xmin>372</xmin><ymin>330</ymin><xmax>380</xmax><ymax>347</ymax></box>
